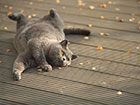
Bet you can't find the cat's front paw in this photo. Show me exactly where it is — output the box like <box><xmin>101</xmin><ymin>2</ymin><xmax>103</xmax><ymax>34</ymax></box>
<box><xmin>13</xmin><ymin>71</ymin><xmax>21</xmax><ymax>81</ymax></box>
<box><xmin>41</xmin><ymin>64</ymin><xmax>52</xmax><ymax>72</ymax></box>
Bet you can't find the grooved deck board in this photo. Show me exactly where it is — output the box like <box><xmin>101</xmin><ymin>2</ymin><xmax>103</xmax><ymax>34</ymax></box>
<box><xmin>0</xmin><ymin>0</ymin><xmax>140</xmax><ymax>105</ymax></box>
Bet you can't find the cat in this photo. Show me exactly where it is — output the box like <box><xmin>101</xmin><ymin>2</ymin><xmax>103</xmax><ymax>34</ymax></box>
<box><xmin>8</xmin><ymin>8</ymin><xmax>90</xmax><ymax>81</ymax></box>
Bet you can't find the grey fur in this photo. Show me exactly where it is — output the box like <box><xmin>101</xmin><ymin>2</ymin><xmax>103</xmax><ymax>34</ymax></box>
<box><xmin>8</xmin><ymin>8</ymin><xmax>90</xmax><ymax>80</ymax></box>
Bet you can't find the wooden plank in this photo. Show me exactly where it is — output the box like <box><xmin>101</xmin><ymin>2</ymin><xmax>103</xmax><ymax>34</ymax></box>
<box><xmin>0</xmin><ymin>0</ymin><xmax>140</xmax><ymax>33</ymax></box>
<box><xmin>82</xmin><ymin>0</ymin><xmax>140</xmax><ymax>8</ymax></box>
<box><xmin>0</xmin><ymin>48</ymin><xmax>140</xmax><ymax>94</ymax></box>
<box><xmin>0</xmin><ymin>68</ymin><xmax>140</xmax><ymax>105</ymax></box>
<box><xmin>2</xmin><ymin>0</ymin><xmax>139</xmax><ymax>15</ymax></box>
<box><xmin>1</xmin><ymin>0</ymin><xmax>140</xmax><ymax>23</ymax></box>
<box><xmin>0</xmin><ymin>32</ymin><xmax>140</xmax><ymax>80</ymax></box>
<box><xmin>0</xmin><ymin>82</ymin><xmax>97</xmax><ymax>105</ymax></box>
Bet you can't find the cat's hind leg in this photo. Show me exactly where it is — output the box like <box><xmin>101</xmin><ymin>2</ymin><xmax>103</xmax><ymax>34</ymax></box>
<box><xmin>8</xmin><ymin>13</ymin><xmax>27</xmax><ymax>30</ymax></box>
<box><xmin>13</xmin><ymin>54</ymin><xmax>28</xmax><ymax>81</ymax></box>
<box><xmin>8</xmin><ymin>13</ymin><xmax>26</xmax><ymax>21</ymax></box>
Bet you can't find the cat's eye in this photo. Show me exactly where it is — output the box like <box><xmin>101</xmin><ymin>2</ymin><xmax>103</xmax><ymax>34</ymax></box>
<box><xmin>60</xmin><ymin>50</ymin><xmax>64</xmax><ymax>56</ymax></box>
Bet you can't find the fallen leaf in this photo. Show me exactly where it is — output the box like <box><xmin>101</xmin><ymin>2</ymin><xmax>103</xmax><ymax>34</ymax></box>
<box><xmin>126</xmin><ymin>50</ymin><xmax>130</xmax><ymax>54</ymax></box>
<box><xmin>100</xmin><ymin>16</ymin><xmax>104</xmax><ymax>19</ymax></box>
<box><xmin>115</xmin><ymin>17</ymin><xmax>120</xmax><ymax>20</ymax></box>
<box><xmin>32</xmin><ymin>14</ymin><xmax>36</xmax><ymax>16</ymax></box>
<box><xmin>136</xmin><ymin>47</ymin><xmax>140</xmax><ymax>49</ymax></box>
<box><xmin>87</xmin><ymin>62</ymin><xmax>91</xmax><ymax>64</ymax></box>
<box><xmin>129</xmin><ymin>18</ymin><xmax>135</xmax><ymax>22</ymax></box>
<box><xmin>84</xmin><ymin>36</ymin><xmax>89</xmax><ymax>40</ymax></box>
<box><xmin>28</xmin><ymin>15</ymin><xmax>32</xmax><ymax>19</ymax></box>
<box><xmin>20</xmin><ymin>10</ymin><xmax>24</xmax><ymax>13</ymax></box>
<box><xmin>130</xmin><ymin>13</ymin><xmax>135</xmax><ymax>16</ymax></box>
<box><xmin>88</xmin><ymin>24</ymin><xmax>93</xmax><ymax>27</ymax></box>
<box><xmin>100</xmin><ymin>32</ymin><xmax>104</xmax><ymax>36</ymax></box>
<box><xmin>117</xmin><ymin>91</ymin><xmax>122</xmax><ymax>95</ymax></box>
<box><xmin>108</xmin><ymin>1</ymin><xmax>112</xmax><ymax>4</ymax></box>
<box><xmin>0</xmin><ymin>61</ymin><xmax>2</xmax><ymax>64</ymax></box>
<box><xmin>77</xmin><ymin>0</ymin><xmax>85</xmax><ymax>6</ymax></box>
<box><xmin>104</xmin><ymin>33</ymin><xmax>110</xmax><ymax>36</ymax></box>
<box><xmin>29</xmin><ymin>2</ymin><xmax>33</xmax><ymax>5</ymax></box>
<box><xmin>88</xmin><ymin>5</ymin><xmax>95</xmax><ymax>10</ymax></box>
<box><xmin>92</xmin><ymin>67</ymin><xmax>96</xmax><ymax>70</ymax></box>
<box><xmin>115</xmin><ymin>8</ymin><xmax>120</xmax><ymax>11</ymax></box>
<box><xmin>99</xmin><ymin>3</ymin><xmax>107</xmax><ymax>8</ymax></box>
<box><xmin>8</xmin><ymin>6</ymin><xmax>13</xmax><ymax>10</ymax></box>
<box><xmin>56</xmin><ymin>0</ymin><xmax>60</xmax><ymax>3</ymax></box>
<box><xmin>37</xmin><ymin>68</ymin><xmax>42</xmax><ymax>72</ymax></box>
<box><xmin>5</xmin><ymin>49</ymin><xmax>11</xmax><ymax>52</ymax></box>
<box><xmin>97</xmin><ymin>46</ymin><xmax>103</xmax><ymax>50</ymax></box>
<box><xmin>58</xmin><ymin>67</ymin><xmax>62</xmax><ymax>69</ymax></box>
<box><xmin>79</xmin><ymin>62</ymin><xmax>84</xmax><ymax>65</ymax></box>
<box><xmin>4</xmin><ymin>27</ymin><xmax>8</xmax><ymax>30</ymax></box>
<box><xmin>4</xmin><ymin>5</ymin><xmax>8</xmax><ymax>8</ymax></box>
<box><xmin>119</xmin><ymin>19</ymin><xmax>124</xmax><ymax>22</ymax></box>
<box><xmin>7</xmin><ymin>12</ymin><xmax>12</xmax><ymax>16</ymax></box>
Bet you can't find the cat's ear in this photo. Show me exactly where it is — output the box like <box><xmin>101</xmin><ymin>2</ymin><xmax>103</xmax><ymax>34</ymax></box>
<box><xmin>49</xmin><ymin>8</ymin><xmax>56</xmax><ymax>18</ymax></box>
<box><xmin>60</xmin><ymin>40</ymin><xmax>69</xmax><ymax>48</ymax></box>
<box><xmin>72</xmin><ymin>54</ymin><xmax>78</xmax><ymax>60</ymax></box>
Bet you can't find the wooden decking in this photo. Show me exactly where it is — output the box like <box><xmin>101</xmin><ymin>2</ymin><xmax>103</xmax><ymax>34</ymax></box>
<box><xmin>0</xmin><ymin>0</ymin><xmax>140</xmax><ymax>105</ymax></box>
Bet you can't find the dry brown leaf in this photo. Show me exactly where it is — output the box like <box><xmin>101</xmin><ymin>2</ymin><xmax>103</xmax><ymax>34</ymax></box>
<box><xmin>32</xmin><ymin>14</ymin><xmax>37</xmax><ymax>17</ymax></box>
<box><xmin>127</xmin><ymin>50</ymin><xmax>130</xmax><ymax>53</ymax></box>
<box><xmin>136</xmin><ymin>47</ymin><xmax>140</xmax><ymax>49</ymax></box>
<box><xmin>99</xmin><ymin>3</ymin><xmax>107</xmax><ymax>8</ymax></box>
<box><xmin>56</xmin><ymin>0</ymin><xmax>60</xmax><ymax>3</ymax></box>
<box><xmin>97</xmin><ymin>46</ymin><xmax>103</xmax><ymax>50</ymax></box>
<box><xmin>88</xmin><ymin>24</ymin><xmax>93</xmax><ymax>27</ymax></box>
<box><xmin>8</xmin><ymin>6</ymin><xmax>13</xmax><ymax>10</ymax></box>
<box><xmin>130</xmin><ymin>13</ymin><xmax>135</xmax><ymax>16</ymax></box>
<box><xmin>89</xmin><ymin>5</ymin><xmax>95</xmax><ymax>10</ymax></box>
<box><xmin>92</xmin><ymin>67</ymin><xmax>96</xmax><ymax>70</ymax></box>
<box><xmin>100</xmin><ymin>32</ymin><xmax>104</xmax><ymax>36</ymax></box>
<box><xmin>119</xmin><ymin>19</ymin><xmax>124</xmax><ymax>22</ymax></box>
<box><xmin>104</xmin><ymin>33</ymin><xmax>110</xmax><ymax>36</ymax></box>
<box><xmin>7</xmin><ymin>12</ymin><xmax>12</xmax><ymax>16</ymax></box>
<box><xmin>28</xmin><ymin>15</ymin><xmax>32</xmax><ymax>18</ymax></box>
<box><xmin>58</xmin><ymin>67</ymin><xmax>62</xmax><ymax>69</ymax></box>
<box><xmin>5</xmin><ymin>49</ymin><xmax>11</xmax><ymax>52</ymax></box>
<box><xmin>108</xmin><ymin>1</ymin><xmax>112</xmax><ymax>4</ymax></box>
<box><xmin>115</xmin><ymin>17</ymin><xmax>120</xmax><ymax>20</ymax></box>
<box><xmin>4</xmin><ymin>27</ymin><xmax>8</xmax><ymax>30</ymax></box>
<box><xmin>20</xmin><ymin>10</ymin><xmax>24</xmax><ymax>13</ymax></box>
<box><xmin>84</xmin><ymin>36</ymin><xmax>89</xmax><ymax>40</ymax></box>
<box><xmin>29</xmin><ymin>2</ymin><xmax>33</xmax><ymax>5</ymax></box>
<box><xmin>79</xmin><ymin>62</ymin><xmax>84</xmax><ymax>65</ymax></box>
<box><xmin>117</xmin><ymin>91</ymin><xmax>122</xmax><ymax>95</ymax></box>
<box><xmin>37</xmin><ymin>69</ymin><xmax>42</xmax><ymax>72</ymax></box>
<box><xmin>129</xmin><ymin>18</ymin><xmax>135</xmax><ymax>22</ymax></box>
<box><xmin>87</xmin><ymin>62</ymin><xmax>91</xmax><ymax>64</ymax></box>
<box><xmin>4</xmin><ymin>5</ymin><xmax>8</xmax><ymax>8</ymax></box>
<box><xmin>100</xmin><ymin>16</ymin><xmax>104</xmax><ymax>19</ymax></box>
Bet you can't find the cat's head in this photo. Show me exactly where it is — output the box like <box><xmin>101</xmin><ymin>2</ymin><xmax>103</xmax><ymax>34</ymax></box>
<box><xmin>43</xmin><ymin>8</ymin><xmax>64</xmax><ymax>29</ymax></box>
<box><xmin>47</xmin><ymin>40</ymin><xmax>77</xmax><ymax>67</ymax></box>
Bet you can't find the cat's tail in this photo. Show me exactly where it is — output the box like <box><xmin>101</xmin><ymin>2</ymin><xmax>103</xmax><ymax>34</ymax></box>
<box><xmin>64</xmin><ymin>26</ymin><xmax>91</xmax><ymax>36</ymax></box>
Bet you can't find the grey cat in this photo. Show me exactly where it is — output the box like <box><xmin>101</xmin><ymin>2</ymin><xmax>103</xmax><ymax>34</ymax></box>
<box><xmin>8</xmin><ymin>8</ymin><xmax>90</xmax><ymax>81</ymax></box>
